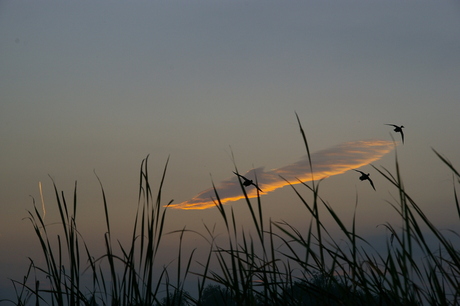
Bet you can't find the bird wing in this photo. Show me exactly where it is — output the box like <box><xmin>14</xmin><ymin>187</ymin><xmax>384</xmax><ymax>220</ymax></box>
<box><xmin>400</xmin><ymin>129</ymin><xmax>404</xmax><ymax>144</ymax></box>
<box><xmin>240</xmin><ymin>175</ymin><xmax>250</xmax><ymax>181</ymax></box>
<box><xmin>234</xmin><ymin>171</ymin><xmax>255</xmax><ymax>185</ymax></box>
<box><xmin>367</xmin><ymin>177</ymin><xmax>376</xmax><ymax>190</ymax></box>
<box><xmin>353</xmin><ymin>169</ymin><xmax>365</xmax><ymax>175</ymax></box>
<box><xmin>233</xmin><ymin>171</ymin><xmax>247</xmax><ymax>180</ymax></box>
<box><xmin>251</xmin><ymin>182</ymin><xmax>263</xmax><ymax>192</ymax></box>
<box><xmin>385</xmin><ymin>124</ymin><xmax>397</xmax><ymax>127</ymax></box>
<box><xmin>234</xmin><ymin>171</ymin><xmax>263</xmax><ymax>192</ymax></box>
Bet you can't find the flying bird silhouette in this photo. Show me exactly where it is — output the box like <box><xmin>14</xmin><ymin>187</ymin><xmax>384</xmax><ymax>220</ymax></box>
<box><xmin>353</xmin><ymin>169</ymin><xmax>375</xmax><ymax>190</ymax></box>
<box><xmin>233</xmin><ymin>171</ymin><xmax>263</xmax><ymax>192</ymax></box>
<box><xmin>385</xmin><ymin>124</ymin><xmax>405</xmax><ymax>144</ymax></box>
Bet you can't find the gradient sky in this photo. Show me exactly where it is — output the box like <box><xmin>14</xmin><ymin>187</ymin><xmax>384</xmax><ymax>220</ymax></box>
<box><xmin>1</xmin><ymin>1</ymin><xmax>460</xmax><ymax>300</ymax></box>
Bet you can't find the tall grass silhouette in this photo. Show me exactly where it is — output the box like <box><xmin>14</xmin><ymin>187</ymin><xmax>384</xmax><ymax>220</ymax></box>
<box><xmin>3</xmin><ymin>118</ymin><xmax>460</xmax><ymax>305</ymax></box>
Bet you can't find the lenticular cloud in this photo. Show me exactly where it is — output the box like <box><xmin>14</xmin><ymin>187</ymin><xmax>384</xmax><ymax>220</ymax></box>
<box><xmin>170</xmin><ymin>140</ymin><xmax>394</xmax><ymax>210</ymax></box>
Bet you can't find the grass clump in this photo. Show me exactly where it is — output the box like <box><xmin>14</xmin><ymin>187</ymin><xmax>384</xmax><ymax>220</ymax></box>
<box><xmin>2</xmin><ymin>118</ymin><xmax>460</xmax><ymax>305</ymax></box>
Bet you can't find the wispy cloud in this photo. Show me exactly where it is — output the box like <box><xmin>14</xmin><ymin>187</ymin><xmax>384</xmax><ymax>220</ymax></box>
<box><xmin>170</xmin><ymin>140</ymin><xmax>394</xmax><ymax>210</ymax></box>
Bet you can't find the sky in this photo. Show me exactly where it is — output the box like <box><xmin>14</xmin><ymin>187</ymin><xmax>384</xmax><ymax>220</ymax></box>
<box><xmin>1</xmin><ymin>0</ymin><xmax>460</xmax><ymax>301</ymax></box>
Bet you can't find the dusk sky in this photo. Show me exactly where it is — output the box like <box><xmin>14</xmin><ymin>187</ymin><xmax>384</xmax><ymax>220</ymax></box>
<box><xmin>1</xmin><ymin>1</ymin><xmax>460</xmax><ymax>300</ymax></box>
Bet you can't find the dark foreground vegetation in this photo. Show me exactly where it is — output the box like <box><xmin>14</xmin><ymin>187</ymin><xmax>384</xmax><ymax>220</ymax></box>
<box><xmin>2</xmin><ymin>119</ymin><xmax>460</xmax><ymax>305</ymax></box>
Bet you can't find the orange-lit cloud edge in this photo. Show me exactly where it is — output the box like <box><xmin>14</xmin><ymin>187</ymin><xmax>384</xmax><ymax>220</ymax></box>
<box><xmin>169</xmin><ymin>140</ymin><xmax>395</xmax><ymax>210</ymax></box>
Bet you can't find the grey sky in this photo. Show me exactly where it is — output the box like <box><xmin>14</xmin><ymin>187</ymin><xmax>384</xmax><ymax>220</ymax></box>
<box><xmin>1</xmin><ymin>0</ymin><xmax>460</xmax><ymax>300</ymax></box>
